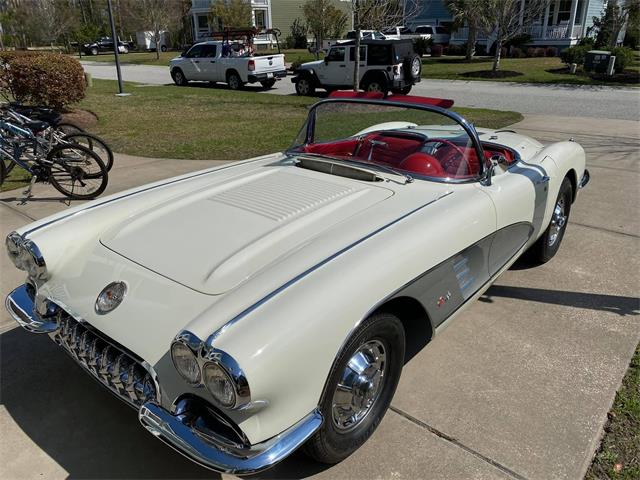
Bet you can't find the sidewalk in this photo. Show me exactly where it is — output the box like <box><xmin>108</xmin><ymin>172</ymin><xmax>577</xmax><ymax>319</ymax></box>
<box><xmin>1</xmin><ymin>117</ymin><xmax>639</xmax><ymax>479</ymax></box>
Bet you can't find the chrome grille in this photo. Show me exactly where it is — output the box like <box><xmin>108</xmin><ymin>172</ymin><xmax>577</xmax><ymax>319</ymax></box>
<box><xmin>51</xmin><ymin>314</ymin><xmax>157</xmax><ymax>407</ymax></box>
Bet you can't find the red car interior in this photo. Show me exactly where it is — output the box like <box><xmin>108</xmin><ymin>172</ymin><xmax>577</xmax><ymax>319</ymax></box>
<box><xmin>300</xmin><ymin>132</ymin><xmax>516</xmax><ymax>179</ymax></box>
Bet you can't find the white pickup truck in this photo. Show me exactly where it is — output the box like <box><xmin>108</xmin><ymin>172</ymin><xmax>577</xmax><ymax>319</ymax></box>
<box><xmin>169</xmin><ymin>41</ymin><xmax>286</xmax><ymax>90</ymax></box>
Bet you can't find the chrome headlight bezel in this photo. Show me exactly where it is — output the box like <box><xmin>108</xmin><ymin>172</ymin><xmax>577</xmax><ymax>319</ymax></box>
<box><xmin>171</xmin><ymin>331</ymin><xmax>251</xmax><ymax>410</ymax></box>
<box><xmin>6</xmin><ymin>233</ymin><xmax>48</xmax><ymax>281</ymax></box>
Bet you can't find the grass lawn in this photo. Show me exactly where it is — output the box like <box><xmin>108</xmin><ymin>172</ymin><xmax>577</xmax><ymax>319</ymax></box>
<box><xmin>586</xmin><ymin>344</ymin><xmax>640</xmax><ymax>480</ymax></box>
<box><xmin>0</xmin><ymin>166</ymin><xmax>30</xmax><ymax>192</ymax></box>
<box><xmin>77</xmin><ymin>79</ymin><xmax>522</xmax><ymax>161</ymax></box>
<box><xmin>422</xmin><ymin>55</ymin><xmax>640</xmax><ymax>86</ymax></box>
<box><xmin>73</xmin><ymin>48</ymin><xmax>318</xmax><ymax>67</ymax></box>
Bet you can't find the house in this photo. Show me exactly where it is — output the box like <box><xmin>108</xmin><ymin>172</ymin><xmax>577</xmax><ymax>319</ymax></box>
<box><xmin>411</xmin><ymin>0</ymin><xmax>605</xmax><ymax>49</ymax></box>
<box><xmin>189</xmin><ymin>0</ymin><xmax>350</xmax><ymax>47</ymax></box>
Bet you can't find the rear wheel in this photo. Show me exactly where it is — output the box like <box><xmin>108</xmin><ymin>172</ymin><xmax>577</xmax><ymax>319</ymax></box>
<box><xmin>227</xmin><ymin>71</ymin><xmax>244</xmax><ymax>90</ymax></box>
<box><xmin>530</xmin><ymin>177</ymin><xmax>573</xmax><ymax>263</ymax></box>
<box><xmin>304</xmin><ymin>312</ymin><xmax>405</xmax><ymax>464</ymax></box>
<box><xmin>90</xmin><ymin>47</ymin><xmax>98</xmax><ymax>56</ymax></box>
<box><xmin>362</xmin><ymin>75</ymin><xmax>388</xmax><ymax>96</ymax></box>
<box><xmin>62</xmin><ymin>132</ymin><xmax>114</xmax><ymax>171</ymax></box>
<box><xmin>47</xmin><ymin>144</ymin><xmax>108</xmax><ymax>199</ymax></box>
<box><xmin>0</xmin><ymin>153</ymin><xmax>6</xmax><ymax>186</ymax></box>
<box><xmin>295</xmin><ymin>77</ymin><xmax>314</xmax><ymax>96</ymax></box>
<box><xmin>55</xmin><ymin>122</ymin><xmax>85</xmax><ymax>136</ymax></box>
<box><xmin>260</xmin><ymin>78</ymin><xmax>276</xmax><ymax>89</ymax></box>
<box><xmin>161</xmin><ymin>45</ymin><xmax>167</xmax><ymax>52</ymax></box>
<box><xmin>392</xmin><ymin>85</ymin><xmax>412</xmax><ymax>95</ymax></box>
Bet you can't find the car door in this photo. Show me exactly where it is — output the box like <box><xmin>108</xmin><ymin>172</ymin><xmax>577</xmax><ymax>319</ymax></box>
<box><xmin>198</xmin><ymin>44</ymin><xmax>220</xmax><ymax>81</ymax></box>
<box><xmin>349</xmin><ymin>45</ymin><xmax>366</xmax><ymax>84</ymax></box>
<box><xmin>479</xmin><ymin>156</ymin><xmax>556</xmax><ymax>275</ymax></box>
<box><xmin>180</xmin><ymin>44</ymin><xmax>205</xmax><ymax>80</ymax></box>
<box><xmin>319</xmin><ymin>46</ymin><xmax>349</xmax><ymax>86</ymax></box>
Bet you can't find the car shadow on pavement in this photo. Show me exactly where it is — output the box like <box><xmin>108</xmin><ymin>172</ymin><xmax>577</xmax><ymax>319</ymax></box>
<box><xmin>1</xmin><ymin>327</ymin><xmax>217</xmax><ymax>479</ymax></box>
<box><xmin>480</xmin><ymin>285</ymin><xmax>640</xmax><ymax>316</ymax></box>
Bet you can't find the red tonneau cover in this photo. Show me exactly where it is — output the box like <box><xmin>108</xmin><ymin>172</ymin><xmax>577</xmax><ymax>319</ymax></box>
<box><xmin>328</xmin><ymin>91</ymin><xmax>454</xmax><ymax>109</ymax></box>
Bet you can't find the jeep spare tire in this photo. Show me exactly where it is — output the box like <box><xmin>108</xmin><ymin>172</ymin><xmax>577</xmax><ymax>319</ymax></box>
<box><xmin>404</xmin><ymin>54</ymin><xmax>422</xmax><ymax>81</ymax></box>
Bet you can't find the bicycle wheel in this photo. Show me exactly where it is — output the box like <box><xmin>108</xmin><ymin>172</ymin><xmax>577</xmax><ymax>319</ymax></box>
<box><xmin>62</xmin><ymin>132</ymin><xmax>114</xmax><ymax>171</ymax></box>
<box><xmin>47</xmin><ymin>144</ymin><xmax>108</xmax><ymax>199</ymax></box>
<box><xmin>0</xmin><ymin>153</ymin><xmax>6</xmax><ymax>186</ymax></box>
<box><xmin>55</xmin><ymin>122</ymin><xmax>85</xmax><ymax>135</ymax></box>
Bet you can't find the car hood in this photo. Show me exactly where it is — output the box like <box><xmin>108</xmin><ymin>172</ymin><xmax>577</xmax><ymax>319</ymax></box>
<box><xmin>300</xmin><ymin>60</ymin><xmax>324</xmax><ymax>70</ymax></box>
<box><xmin>100</xmin><ymin>166</ymin><xmax>394</xmax><ymax>295</ymax></box>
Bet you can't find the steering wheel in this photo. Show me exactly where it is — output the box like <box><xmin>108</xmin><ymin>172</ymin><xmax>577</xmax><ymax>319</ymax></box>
<box><xmin>422</xmin><ymin>138</ymin><xmax>466</xmax><ymax>158</ymax></box>
<box><xmin>423</xmin><ymin>138</ymin><xmax>470</xmax><ymax>175</ymax></box>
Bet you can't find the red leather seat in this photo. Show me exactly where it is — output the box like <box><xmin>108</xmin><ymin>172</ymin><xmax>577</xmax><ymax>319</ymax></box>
<box><xmin>399</xmin><ymin>152</ymin><xmax>446</xmax><ymax>177</ymax></box>
<box><xmin>302</xmin><ymin>139</ymin><xmax>359</xmax><ymax>157</ymax></box>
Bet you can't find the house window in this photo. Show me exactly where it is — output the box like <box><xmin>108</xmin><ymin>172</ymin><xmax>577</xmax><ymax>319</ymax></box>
<box><xmin>254</xmin><ymin>9</ymin><xmax>267</xmax><ymax>29</ymax></box>
<box><xmin>575</xmin><ymin>0</ymin><xmax>585</xmax><ymax>24</ymax></box>
<box><xmin>197</xmin><ymin>15</ymin><xmax>208</xmax><ymax>30</ymax></box>
<box><xmin>557</xmin><ymin>0</ymin><xmax>572</xmax><ymax>23</ymax></box>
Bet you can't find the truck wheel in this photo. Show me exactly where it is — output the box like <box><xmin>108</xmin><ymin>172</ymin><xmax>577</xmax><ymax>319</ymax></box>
<box><xmin>304</xmin><ymin>312</ymin><xmax>405</xmax><ymax>464</ymax></box>
<box><xmin>90</xmin><ymin>47</ymin><xmax>98</xmax><ymax>56</ymax></box>
<box><xmin>362</xmin><ymin>75</ymin><xmax>388</xmax><ymax>96</ymax></box>
<box><xmin>172</xmin><ymin>69</ymin><xmax>189</xmax><ymax>86</ymax></box>
<box><xmin>260</xmin><ymin>79</ymin><xmax>276</xmax><ymax>89</ymax></box>
<box><xmin>227</xmin><ymin>72</ymin><xmax>244</xmax><ymax>90</ymax></box>
<box><xmin>391</xmin><ymin>86</ymin><xmax>412</xmax><ymax>95</ymax></box>
<box><xmin>295</xmin><ymin>77</ymin><xmax>314</xmax><ymax>96</ymax></box>
<box><xmin>121</xmin><ymin>46</ymin><xmax>129</xmax><ymax>54</ymax></box>
<box><xmin>161</xmin><ymin>45</ymin><xmax>167</xmax><ymax>52</ymax></box>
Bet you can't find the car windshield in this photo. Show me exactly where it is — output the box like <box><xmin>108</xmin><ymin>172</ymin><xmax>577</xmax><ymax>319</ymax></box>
<box><xmin>288</xmin><ymin>100</ymin><xmax>484</xmax><ymax>181</ymax></box>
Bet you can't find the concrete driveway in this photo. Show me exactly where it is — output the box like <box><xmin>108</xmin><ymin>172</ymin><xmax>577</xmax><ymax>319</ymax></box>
<box><xmin>80</xmin><ymin>61</ymin><xmax>640</xmax><ymax>121</ymax></box>
<box><xmin>1</xmin><ymin>116</ymin><xmax>639</xmax><ymax>479</ymax></box>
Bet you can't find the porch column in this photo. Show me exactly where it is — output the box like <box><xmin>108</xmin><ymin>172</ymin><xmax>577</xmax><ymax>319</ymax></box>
<box><xmin>519</xmin><ymin>0</ymin><xmax>525</xmax><ymax>26</ymax></box>
<box><xmin>567</xmin><ymin>0</ymin><xmax>579</xmax><ymax>37</ymax></box>
<box><xmin>542</xmin><ymin>2</ymin><xmax>550</xmax><ymax>39</ymax></box>
<box><xmin>192</xmin><ymin>13</ymin><xmax>198</xmax><ymax>40</ymax></box>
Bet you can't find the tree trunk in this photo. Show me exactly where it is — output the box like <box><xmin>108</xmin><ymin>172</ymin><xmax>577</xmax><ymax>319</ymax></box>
<box><xmin>492</xmin><ymin>38</ymin><xmax>502</xmax><ymax>72</ymax></box>
<box><xmin>155</xmin><ymin>29</ymin><xmax>160</xmax><ymax>60</ymax></box>
<box><xmin>466</xmin><ymin>24</ymin><xmax>477</xmax><ymax>61</ymax></box>
<box><xmin>314</xmin><ymin>34</ymin><xmax>319</xmax><ymax>60</ymax></box>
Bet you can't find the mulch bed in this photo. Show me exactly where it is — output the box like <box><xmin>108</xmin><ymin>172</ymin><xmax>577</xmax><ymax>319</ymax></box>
<box><xmin>61</xmin><ymin>108</ymin><xmax>98</xmax><ymax>129</ymax></box>
<box><xmin>460</xmin><ymin>70</ymin><xmax>524</xmax><ymax>79</ymax></box>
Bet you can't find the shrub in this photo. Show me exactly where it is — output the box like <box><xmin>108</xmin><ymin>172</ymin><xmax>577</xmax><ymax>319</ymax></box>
<box><xmin>526</xmin><ymin>47</ymin><xmax>536</xmax><ymax>57</ymax></box>
<box><xmin>0</xmin><ymin>52</ymin><xmax>85</xmax><ymax>109</ymax></box>
<box><xmin>431</xmin><ymin>44</ymin><xmax>443</xmax><ymax>57</ymax></box>
<box><xmin>511</xmin><ymin>47</ymin><xmax>526</xmax><ymax>58</ymax></box>
<box><xmin>413</xmin><ymin>37</ymin><xmax>432</xmax><ymax>56</ymax></box>
<box><xmin>446</xmin><ymin>43</ymin><xmax>462</xmax><ymax>55</ymax></box>
<box><xmin>610</xmin><ymin>46</ymin><xmax>634</xmax><ymax>73</ymax></box>
<box><xmin>534</xmin><ymin>47</ymin><xmax>546</xmax><ymax>57</ymax></box>
<box><xmin>505</xmin><ymin>33</ymin><xmax>532</xmax><ymax>49</ymax></box>
<box><xmin>545</xmin><ymin>46</ymin><xmax>558</xmax><ymax>57</ymax></box>
<box><xmin>500</xmin><ymin>46</ymin><xmax>508</xmax><ymax>59</ymax></box>
<box><xmin>287</xmin><ymin>18</ymin><xmax>308</xmax><ymax>49</ymax></box>
<box><xmin>560</xmin><ymin>45</ymin><xmax>589</xmax><ymax>65</ymax></box>
<box><xmin>578</xmin><ymin>37</ymin><xmax>595</xmax><ymax>48</ymax></box>
<box><xmin>475</xmin><ymin>43</ymin><xmax>487</xmax><ymax>56</ymax></box>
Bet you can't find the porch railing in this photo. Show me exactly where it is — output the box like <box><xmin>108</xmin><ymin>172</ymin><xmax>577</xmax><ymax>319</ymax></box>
<box><xmin>453</xmin><ymin>24</ymin><xmax>584</xmax><ymax>41</ymax></box>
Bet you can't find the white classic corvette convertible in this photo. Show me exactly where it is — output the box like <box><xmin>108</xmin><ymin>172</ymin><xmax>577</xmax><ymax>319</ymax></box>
<box><xmin>5</xmin><ymin>96</ymin><xmax>589</xmax><ymax>474</ymax></box>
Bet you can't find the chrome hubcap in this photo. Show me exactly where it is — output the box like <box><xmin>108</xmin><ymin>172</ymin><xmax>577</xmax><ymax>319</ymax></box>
<box><xmin>332</xmin><ymin>340</ymin><xmax>386</xmax><ymax>431</ymax></box>
<box><xmin>368</xmin><ymin>83</ymin><xmax>382</xmax><ymax>92</ymax></box>
<box><xmin>548</xmin><ymin>197</ymin><xmax>567</xmax><ymax>246</ymax></box>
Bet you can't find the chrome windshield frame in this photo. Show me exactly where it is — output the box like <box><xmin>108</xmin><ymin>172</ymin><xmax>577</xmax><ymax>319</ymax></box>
<box><xmin>287</xmin><ymin>97</ymin><xmax>487</xmax><ymax>179</ymax></box>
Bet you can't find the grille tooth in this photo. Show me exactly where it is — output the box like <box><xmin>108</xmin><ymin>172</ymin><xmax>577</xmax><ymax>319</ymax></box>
<box><xmin>52</xmin><ymin>314</ymin><xmax>157</xmax><ymax>407</ymax></box>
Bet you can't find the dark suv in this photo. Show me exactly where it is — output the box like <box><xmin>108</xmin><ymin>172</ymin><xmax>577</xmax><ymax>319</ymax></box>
<box><xmin>291</xmin><ymin>39</ymin><xmax>421</xmax><ymax>96</ymax></box>
<box><xmin>82</xmin><ymin>37</ymin><xmax>132</xmax><ymax>56</ymax></box>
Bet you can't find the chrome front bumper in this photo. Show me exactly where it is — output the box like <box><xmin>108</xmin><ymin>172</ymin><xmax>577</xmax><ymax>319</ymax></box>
<box><xmin>6</xmin><ymin>284</ymin><xmax>323</xmax><ymax>474</ymax></box>
<box><xmin>139</xmin><ymin>402</ymin><xmax>322</xmax><ymax>475</ymax></box>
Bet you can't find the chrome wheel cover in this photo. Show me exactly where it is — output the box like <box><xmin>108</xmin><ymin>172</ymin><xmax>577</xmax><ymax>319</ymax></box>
<box><xmin>175</xmin><ymin>71</ymin><xmax>184</xmax><ymax>84</ymax></box>
<box><xmin>411</xmin><ymin>57</ymin><xmax>421</xmax><ymax>77</ymax></box>
<box><xmin>332</xmin><ymin>339</ymin><xmax>387</xmax><ymax>432</ymax></box>
<box><xmin>548</xmin><ymin>196</ymin><xmax>567</xmax><ymax>246</ymax></box>
<box><xmin>367</xmin><ymin>82</ymin><xmax>382</xmax><ymax>92</ymax></box>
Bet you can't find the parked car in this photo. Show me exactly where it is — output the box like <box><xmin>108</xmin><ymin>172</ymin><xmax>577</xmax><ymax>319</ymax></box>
<box><xmin>170</xmin><ymin>41</ymin><xmax>286</xmax><ymax>89</ymax></box>
<box><xmin>346</xmin><ymin>30</ymin><xmax>388</xmax><ymax>40</ymax></box>
<box><xmin>292</xmin><ymin>39</ymin><xmax>422</xmax><ymax>96</ymax></box>
<box><xmin>136</xmin><ymin>30</ymin><xmax>169</xmax><ymax>52</ymax></box>
<box><xmin>381</xmin><ymin>26</ymin><xmax>418</xmax><ymax>40</ymax></box>
<box><xmin>82</xmin><ymin>37</ymin><xmax>132</xmax><ymax>55</ymax></box>
<box><xmin>413</xmin><ymin>25</ymin><xmax>450</xmax><ymax>44</ymax></box>
<box><xmin>5</xmin><ymin>94</ymin><xmax>589</xmax><ymax>475</ymax></box>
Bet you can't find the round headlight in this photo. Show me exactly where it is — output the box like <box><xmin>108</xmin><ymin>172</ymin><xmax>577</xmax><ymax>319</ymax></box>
<box><xmin>203</xmin><ymin>362</ymin><xmax>236</xmax><ymax>408</ymax></box>
<box><xmin>95</xmin><ymin>281</ymin><xmax>127</xmax><ymax>314</ymax></box>
<box><xmin>5</xmin><ymin>233</ymin><xmax>23</xmax><ymax>268</ymax></box>
<box><xmin>22</xmin><ymin>241</ymin><xmax>47</xmax><ymax>280</ymax></box>
<box><xmin>171</xmin><ymin>342</ymin><xmax>201</xmax><ymax>385</ymax></box>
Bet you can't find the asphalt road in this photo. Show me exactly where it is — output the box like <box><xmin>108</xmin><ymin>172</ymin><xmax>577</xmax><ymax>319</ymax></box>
<box><xmin>81</xmin><ymin>60</ymin><xmax>640</xmax><ymax>121</ymax></box>
<box><xmin>1</xmin><ymin>115</ymin><xmax>639</xmax><ymax>479</ymax></box>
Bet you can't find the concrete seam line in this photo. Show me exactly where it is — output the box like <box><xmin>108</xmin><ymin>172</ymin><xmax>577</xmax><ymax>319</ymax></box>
<box><xmin>569</xmin><ymin>221</ymin><xmax>640</xmax><ymax>239</ymax></box>
<box><xmin>0</xmin><ymin>202</ymin><xmax>37</xmax><ymax>222</ymax></box>
<box><xmin>389</xmin><ymin>406</ymin><xmax>528</xmax><ymax>480</ymax></box>
<box><xmin>513</xmin><ymin>127</ymin><xmax>639</xmax><ymax>142</ymax></box>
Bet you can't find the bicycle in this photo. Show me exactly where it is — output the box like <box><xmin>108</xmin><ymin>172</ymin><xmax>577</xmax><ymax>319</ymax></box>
<box><xmin>0</xmin><ymin>118</ymin><xmax>109</xmax><ymax>200</ymax></box>
<box><xmin>1</xmin><ymin>104</ymin><xmax>114</xmax><ymax>174</ymax></box>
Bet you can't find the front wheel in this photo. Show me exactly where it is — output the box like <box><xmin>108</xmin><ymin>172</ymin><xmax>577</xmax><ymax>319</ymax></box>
<box><xmin>260</xmin><ymin>78</ymin><xmax>276</xmax><ymax>89</ymax></box>
<box><xmin>304</xmin><ymin>312</ymin><xmax>405</xmax><ymax>464</ymax></box>
<box><xmin>172</xmin><ymin>69</ymin><xmax>189</xmax><ymax>86</ymax></box>
<box><xmin>62</xmin><ymin>132</ymin><xmax>114</xmax><ymax>171</ymax></box>
<box><xmin>295</xmin><ymin>77</ymin><xmax>314</xmax><ymax>96</ymax></box>
<box><xmin>47</xmin><ymin>144</ymin><xmax>108</xmax><ymax>200</ymax></box>
<box><xmin>530</xmin><ymin>176</ymin><xmax>573</xmax><ymax>263</ymax></box>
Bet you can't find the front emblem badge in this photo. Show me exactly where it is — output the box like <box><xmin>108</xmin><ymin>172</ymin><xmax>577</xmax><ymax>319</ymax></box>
<box><xmin>436</xmin><ymin>291</ymin><xmax>451</xmax><ymax>308</ymax></box>
<box><xmin>95</xmin><ymin>281</ymin><xmax>127</xmax><ymax>314</ymax></box>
